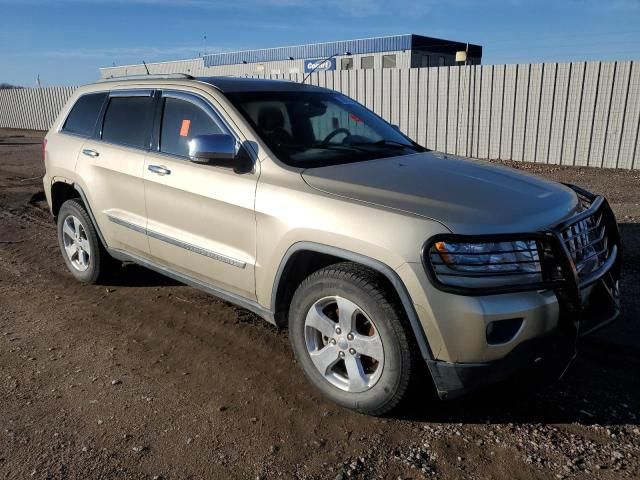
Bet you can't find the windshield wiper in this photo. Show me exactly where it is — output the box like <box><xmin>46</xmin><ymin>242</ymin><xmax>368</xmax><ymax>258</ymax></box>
<box><xmin>350</xmin><ymin>139</ymin><xmax>423</xmax><ymax>151</ymax></box>
<box><xmin>307</xmin><ymin>143</ymin><xmax>371</xmax><ymax>153</ymax></box>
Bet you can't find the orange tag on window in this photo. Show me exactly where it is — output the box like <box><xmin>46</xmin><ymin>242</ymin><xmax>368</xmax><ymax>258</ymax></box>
<box><xmin>179</xmin><ymin>119</ymin><xmax>191</xmax><ymax>137</ymax></box>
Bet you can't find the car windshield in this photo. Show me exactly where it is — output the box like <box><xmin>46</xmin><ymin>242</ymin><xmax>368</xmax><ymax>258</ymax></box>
<box><xmin>225</xmin><ymin>91</ymin><xmax>427</xmax><ymax>168</ymax></box>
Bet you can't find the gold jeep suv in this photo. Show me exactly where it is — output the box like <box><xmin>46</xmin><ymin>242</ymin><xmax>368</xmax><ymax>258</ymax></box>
<box><xmin>43</xmin><ymin>74</ymin><xmax>621</xmax><ymax>415</ymax></box>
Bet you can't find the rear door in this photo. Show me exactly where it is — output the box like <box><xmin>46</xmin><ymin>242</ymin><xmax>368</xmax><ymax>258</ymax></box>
<box><xmin>143</xmin><ymin>90</ymin><xmax>258</xmax><ymax>300</ymax></box>
<box><xmin>76</xmin><ymin>90</ymin><xmax>155</xmax><ymax>256</ymax></box>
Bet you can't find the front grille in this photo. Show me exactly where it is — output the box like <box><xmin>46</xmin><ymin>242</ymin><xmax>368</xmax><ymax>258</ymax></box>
<box><xmin>560</xmin><ymin>204</ymin><xmax>610</xmax><ymax>280</ymax></box>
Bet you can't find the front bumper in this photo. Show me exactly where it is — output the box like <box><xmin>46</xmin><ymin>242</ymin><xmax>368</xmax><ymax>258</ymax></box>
<box><xmin>428</xmin><ymin>271</ymin><xmax>620</xmax><ymax>400</ymax></box>
<box><xmin>427</xmin><ymin>329</ymin><xmax>576</xmax><ymax>400</ymax></box>
<box><xmin>418</xmin><ymin>186</ymin><xmax>622</xmax><ymax>399</ymax></box>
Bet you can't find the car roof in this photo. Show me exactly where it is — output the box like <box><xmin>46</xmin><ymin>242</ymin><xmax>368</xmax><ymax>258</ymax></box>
<box><xmin>94</xmin><ymin>74</ymin><xmax>329</xmax><ymax>94</ymax></box>
<box><xmin>196</xmin><ymin>76</ymin><xmax>328</xmax><ymax>93</ymax></box>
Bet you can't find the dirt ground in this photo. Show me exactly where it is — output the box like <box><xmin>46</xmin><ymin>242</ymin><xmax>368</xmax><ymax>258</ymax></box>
<box><xmin>0</xmin><ymin>128</ymin><xmax>638</xmax><ymax>480</ymax></box>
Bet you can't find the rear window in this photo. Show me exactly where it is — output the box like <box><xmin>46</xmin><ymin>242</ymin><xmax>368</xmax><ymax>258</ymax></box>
<box><xmin>62</xmin><ymin>93</ymin><xmax>107</xmax><ymax>137</ymax></box>
<box><xmin>101</xmin><ymin>96</ymin><xmax>155</xmax><ymax>149</ymax></box>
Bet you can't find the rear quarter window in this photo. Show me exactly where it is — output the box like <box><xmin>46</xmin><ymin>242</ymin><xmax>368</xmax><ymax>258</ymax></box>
<box><xmin>62</xmin><ymin>92</ymin><xmax>107</xmax><ymax>137</ymax></box>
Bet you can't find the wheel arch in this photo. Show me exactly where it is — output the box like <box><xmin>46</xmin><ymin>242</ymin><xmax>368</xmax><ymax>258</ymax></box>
<box><xmin>51</xmin><ymin>181</ymin><xmax>109</xmax><ymax>250</ymax></box>
<box><xmin>271</xmin><ymin>242</ymin><xmax>434</xmax><ymax>362</ymax></box>
<box><xmin>50</xmin><ymin>180</ymin><xmax>80</xmax><ymax>218</ymax></box>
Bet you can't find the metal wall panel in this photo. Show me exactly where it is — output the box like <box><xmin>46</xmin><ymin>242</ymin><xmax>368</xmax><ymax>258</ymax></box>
<box><xmin>426</xmin><ymin>68</ymin><xmax>438</xmax><ymax>149</ymax></box>
<box><xmin>373</xmin><ymin>69</ymin><xmax>384</xmax><ymax>117</ymax></box>
<box><xmin>477</xmin><ymin>65</ymin><xmax>493</xmax><ymax>159</ymax></box>
<box><xmin>390</xmin><ymin>68</ymin><xmax>401</xmax><ymax>128</ymax></box>
<box><xmin>416</xmin><ymin>68</ymin><xmax>429</xmax><ymax>147</ymax></box>
<box><xmin>381</xmin><ymin>68</ymin><xmax>392</xmax><ymax>123</ymax></box>
<box><xmin>523</xmin><ymin>64</ymin><xmax>543</xmax><ymax>163</ymax></box>
<box><xmin>407</xmin><ymin>68</ymin><xmax>420</xmax><ymax>142</ymax></box>
<box><xmin>500</xmin><ymin>64</ymin><xmax>518</xmax><ymax>159</ymax></box>
<box><xmin>470</xmin><ymin>65</ymin><xmax>482</xmax><ymax>158</ymax></box>
<box><xmin>618</xmin><ymin>62</ymin><xmax>640</xmax><ymax>169</ymax></box>
<box><xmin>536</xmin><ymin>63</ymin><xmax>557</xmax><ymax>164</ymax></box>
<box><xmin>446</xmin><ymin>66</ymin><xmax>459</xmax><ymax>154</ymax></box>
<box><xmin>574</xmin><ymin>62</ymin><xmax>600</xmax><ymax>166</ymax></box>
<box><xmin>399</xmin><ymin>69</ymin><xmax>410</xmax><ymax>134</ymax></box>
<box><xmin>589</xmin><ymin>61</ymin><xmax>616</xmax><ymax>167</ymax></box>
<box><xmin>561</xmin><ymin>62</ymin><xmax>586</xmax><ymax>166</ymax></box>
<box><xmin>548</xmin><ymin>63</ymin><xmax>571</xmax><ymax>165</ymax></box>
<box><xmin>489</xmin><ymin>64</ymin><xmax>505</xmax><ymax>159</ymax></box>
<box><xmin>455</xmin><ymin>66</ymin><xmax>470</xmax><ymax>156</ymax></box>
<box><xmin>436</xmin><ymin>67</ymin><xmax>449</xmax><ymax>152</ymax></box>
<box><xmin>364</xmin><ymin>69</ymin><xmax>374</xmax><ymax>110</ymax></box>
<box><xmin>602</xmin><ymin>61</ymin><xmax>631</xmax><ymax>168</ymax></box>
<box><xmin>511</xmin><ymin>64</ymin><xmax>530</xmax><ymax>162</ymax></box>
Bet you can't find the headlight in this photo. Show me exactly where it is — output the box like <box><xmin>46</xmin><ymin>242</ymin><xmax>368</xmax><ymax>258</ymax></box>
<box><xmin>425</xmin><ymin>237</ymin><xmax>546</xmax><ymax>291</ymax></box>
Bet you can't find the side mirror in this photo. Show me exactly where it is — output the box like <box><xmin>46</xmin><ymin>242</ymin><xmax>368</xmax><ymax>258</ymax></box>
<box><xmin>391</xmin><ymin>124</ymin><xmax>401</xmax><ymax>131</ymax></box>
<box><xmin>188</xmin><ymin>134</ymin><xmax>236</xmax><ymax>166</ymax></box>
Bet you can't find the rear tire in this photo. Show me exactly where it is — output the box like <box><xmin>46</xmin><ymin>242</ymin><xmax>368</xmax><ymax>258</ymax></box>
<box><xmin>288</xmin><ymin>262</ymin><xmax>419</xmax><ymax>415</ymax></box>
<box><xmin>57</xmin><ymin>199</ymin><xmax>118</xmax><ymax>284</ymax></box>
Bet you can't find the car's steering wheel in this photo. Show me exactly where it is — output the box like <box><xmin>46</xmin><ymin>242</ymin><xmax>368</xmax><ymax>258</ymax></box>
<box><xmin>322</xmin><ymin>128</ymin><xmax>352</xmax><ymax>144</ymax></box>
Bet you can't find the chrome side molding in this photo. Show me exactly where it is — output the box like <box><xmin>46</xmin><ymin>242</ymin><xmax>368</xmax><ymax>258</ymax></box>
<box><xmin>106</xmin><ymin>214</ymin><xmax>246</xmax><ymax>269</ymax></box>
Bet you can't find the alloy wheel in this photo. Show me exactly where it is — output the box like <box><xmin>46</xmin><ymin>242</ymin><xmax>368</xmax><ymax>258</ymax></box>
<box><xmin>61</xmin><ymin>215</ymin><xmax>91</xmax><ymax>272</ymax></box>
<box><xmin>304</xmin><ymin>296</ymin><xmax>385</xmax><ymax>393</ymax></box>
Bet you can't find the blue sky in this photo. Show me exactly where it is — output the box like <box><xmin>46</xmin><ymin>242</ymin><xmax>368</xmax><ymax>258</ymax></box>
<box><xmin>1</xmin><ymin>0</ymin><xmax>639</xmax><ymax>86</ymax></box>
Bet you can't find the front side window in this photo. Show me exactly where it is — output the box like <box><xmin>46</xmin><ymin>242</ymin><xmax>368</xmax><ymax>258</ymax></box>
<box><xmin>62</xmin><ymin>92</ymin><xmax>107</xmax><ymax>137</ymax></box>
<box><xmin>382</xmin><ymin>55</ymin><xmax>396</xmax><ymax>69</ymax></box>
<box><xmin>101</xmin><ymin>96</ymin><xmax>155</xmax><ymax>149</ymax></box>
<box><xmin>226</xmin><ymin>91</ymin><xmax>426</xmax><ymax>168</ymax></box>
<box><xmin>159</xmin><ymin>97</ymin><xmax>223</xmax><ymax>158</ymax></box>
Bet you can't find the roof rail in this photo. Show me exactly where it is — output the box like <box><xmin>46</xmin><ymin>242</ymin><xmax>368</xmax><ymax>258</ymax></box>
<box><xmin>97</xmin><ymin>73</ymin><xmax>195</xmax><ymax>83</ymax></box>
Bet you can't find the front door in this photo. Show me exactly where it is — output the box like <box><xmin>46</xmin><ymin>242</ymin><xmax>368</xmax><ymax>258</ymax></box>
<box><xmin>143</xmin><ymin>91</ymin><xmax>258</xmax><ymax>300</ymax></box>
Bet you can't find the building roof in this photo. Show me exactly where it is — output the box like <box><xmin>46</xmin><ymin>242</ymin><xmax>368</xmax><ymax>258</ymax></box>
<box><xmin>203</xmin><ymin>34</ymin><xmax>481</xmax><ymax>67</ymax></box>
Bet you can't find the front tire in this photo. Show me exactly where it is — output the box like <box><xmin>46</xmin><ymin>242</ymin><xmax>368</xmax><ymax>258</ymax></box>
<box><xmin>57</xmin><ymin>199</ymin><xmax>117</xmax><ymax>284</ymax></box>
<box><xmin>288</xmin><ymin>262</ymin><xmax>418</xmax><ymax>415</ymax></box>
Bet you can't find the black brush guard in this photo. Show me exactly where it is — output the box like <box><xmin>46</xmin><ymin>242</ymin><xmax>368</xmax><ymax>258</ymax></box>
<box><xmin>424</xmin><ymin>184</ymin><xmax>622</xmax><ymax>399</ymax></box>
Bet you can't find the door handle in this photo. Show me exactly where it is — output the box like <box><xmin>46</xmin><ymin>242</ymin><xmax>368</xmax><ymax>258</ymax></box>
<box><xmin>82</xmin><ymin>149</ymin><xmax>99</xmax><ymax>158</ymax></box>
<box><xmin>148</xmin><ymin>164</ymin><xmax>171</xmax><ymax>176</ymax></box>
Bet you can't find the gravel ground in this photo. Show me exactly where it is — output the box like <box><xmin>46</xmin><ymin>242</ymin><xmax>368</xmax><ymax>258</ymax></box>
<box><xmin>0</xmin><ymin>128</ymin><xmax>638</xmax><ymax>480</ymax></box>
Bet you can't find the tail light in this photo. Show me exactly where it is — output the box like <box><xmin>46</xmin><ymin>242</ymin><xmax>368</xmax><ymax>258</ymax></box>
<box><xmin>42</xmin><ymin>138</ymin><xmax>47</xmax><ymax>163</ymax></box>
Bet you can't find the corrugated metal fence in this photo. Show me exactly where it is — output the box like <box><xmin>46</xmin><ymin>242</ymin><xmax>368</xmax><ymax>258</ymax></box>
<box><xmin>1</xmin><ymin>61</ymin><xmax>639</xmax><ymax>169</ymax></box>
<box><xmin>0</xmin><ymin>86</ymin><xmax>77</xmax><ymax>131</ymax></box>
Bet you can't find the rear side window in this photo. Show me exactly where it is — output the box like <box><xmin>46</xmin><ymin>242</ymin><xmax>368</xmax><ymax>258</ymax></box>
<box><xmin>102</xmin><ymin>96</ymin><xmax>155</xmax><ymax>149</ymax></box>
<box><xmin>62</xmin><ymin>93</ymin><xmax>107</xmax><ymax>137</ymax></box>
<box><xmin>159</xmin><ymin>97</ymin><xmax>224</xmax><ymax>158</ymax></box>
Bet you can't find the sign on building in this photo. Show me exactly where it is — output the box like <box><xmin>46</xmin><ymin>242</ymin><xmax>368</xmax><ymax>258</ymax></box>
<box><xmin>304</xmin><ymin>58</ymin><xmax>336</xmax><ymax>73</ymax></box>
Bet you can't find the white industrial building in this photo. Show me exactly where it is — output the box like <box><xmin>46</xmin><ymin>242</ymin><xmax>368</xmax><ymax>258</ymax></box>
<box><xmin>100</xmin><ymin>34</ymin><xmax>482</xmax><ymax>79</ymax></box>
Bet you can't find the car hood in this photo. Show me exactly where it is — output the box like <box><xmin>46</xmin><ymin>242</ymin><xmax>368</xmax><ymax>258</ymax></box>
<box><xmin>301</xmin><ymin>152</ymin><xmax>580</xmax><ymax>235</ymax></box>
